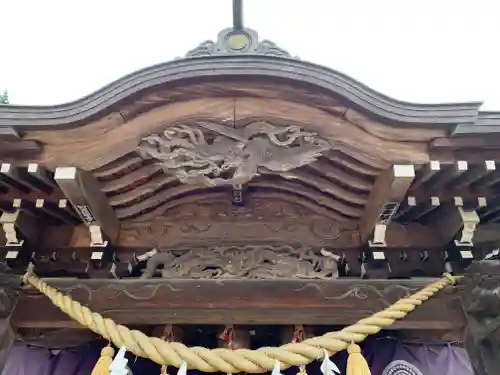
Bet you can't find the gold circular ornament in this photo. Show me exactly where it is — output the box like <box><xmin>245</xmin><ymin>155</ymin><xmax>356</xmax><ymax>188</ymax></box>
<box><xmin>226</xmin><ymin>33</ymin><xmax>250</xmax><ymax>51</ymax></box>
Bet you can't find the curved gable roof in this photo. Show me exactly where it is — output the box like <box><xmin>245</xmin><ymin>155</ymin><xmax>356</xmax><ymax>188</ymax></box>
<box><xmin>0</xmin><ymin>26</ymin><xmax>496</xmax><ymax>135</ymax></box>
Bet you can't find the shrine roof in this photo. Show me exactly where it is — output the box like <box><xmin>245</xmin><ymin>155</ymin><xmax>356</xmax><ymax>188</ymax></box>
<box><xmin>0</xmin><ymin>26</ymin><xmax>497</xmax><ymax>135</ymax></box>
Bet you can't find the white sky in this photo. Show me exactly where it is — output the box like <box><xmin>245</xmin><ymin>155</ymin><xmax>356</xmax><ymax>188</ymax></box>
<box><xmin>1</xmin><ymin>0</ymin><xmax>499</xmax><ymax>109</ymax></box>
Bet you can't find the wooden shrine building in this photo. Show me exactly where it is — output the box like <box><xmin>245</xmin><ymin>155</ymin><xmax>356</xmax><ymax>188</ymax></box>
<box><xmin>0</xmin><ymin>2</ymin><xmax>499</xmax><ymax>375</ymax></box>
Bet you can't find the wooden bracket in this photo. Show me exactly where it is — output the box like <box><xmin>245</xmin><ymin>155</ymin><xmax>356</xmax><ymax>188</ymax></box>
<box><xmin>90</xmin><ymin>248</ymin><xmax>112</xmax><ymax>269</ymax></box>
<box><xmin>0</xmin><ymin>209</ymin><xmax>38</xmax><ymax>248</ymax></box>
<box><xmin>54</xmin><ymin>166</ymin><xmax>119</xmax><ymax>247</ymax></box>
<box><xmin>369</xmin><ymin>223</ymin><xmax>387</xmax><ymax>247</ymax></box>
<box><xmin>89</xmin><ymin>224</ymin><xmax>108</xmax><ymax>247</ymax></box>
<box><xmin>1</xmin><ymin>222</ymin><xmax>23</xmax><ymax>247</ymax></box>
<box><xmin>361</xmin><ymin>164</ymin><xmax>415</xmax><ymax>245</ymax></box>
<box><xmin>361</xmin><ymin>248</ymin><xmax>389</xmax><ymax>279</ymax></box>
<box><xmin>455</xmin><ymin>207</ymin><xmax>480</xmax><ymax>247</ymax></box>
<box><xmin>431</xmin><ymin>199</ymin><xmax>480</xmax><ymax>247</ymax></box>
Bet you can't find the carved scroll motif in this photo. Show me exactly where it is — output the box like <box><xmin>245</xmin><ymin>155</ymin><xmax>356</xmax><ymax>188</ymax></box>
<box><xmin>161</xmin><ymin>199</ymin><xmax>314</xmax><ymax>221</ymax></box>
<box><xmin>138</xmin><ymin>122</ymin><xmax>332</xmax><ymax>187</ymax></box>
<box><xmin>118</xmin><ymin>219</ymin><xmax>359</xmax><ymax>249</ymax></box>
<box><xmin>141</xmin><ymin>245</ymin><xmax>341</xmax><ymax>280</ymax></box>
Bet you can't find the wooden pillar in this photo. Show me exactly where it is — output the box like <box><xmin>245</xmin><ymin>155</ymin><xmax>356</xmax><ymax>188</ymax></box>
<box><xmin>0</xmin><ymin>267</ymin><xmax>22</xmax><ymax>372</ymax></box>
<box><xmin>460</xmin><ymin>260</ymin><xmax>500</xmax><ymax>375</ymax></box>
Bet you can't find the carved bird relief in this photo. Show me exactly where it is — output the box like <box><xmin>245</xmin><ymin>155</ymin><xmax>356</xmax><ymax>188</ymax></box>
<box><xmin>138</xmin><ymin>122</ymin><xmax>332</xmax><ymax>186</ymax></box>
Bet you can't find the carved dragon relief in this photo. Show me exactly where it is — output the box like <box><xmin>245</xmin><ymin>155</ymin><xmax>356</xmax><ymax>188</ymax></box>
<box><xmin>141</xmin><ymin>245</ymin><xmax>341</xmax><ymax>280</ymax></box>
<box><xmin>137</xmin><ymin>122</ymin><xmax>332</xmax><ymax>187</ymax></box>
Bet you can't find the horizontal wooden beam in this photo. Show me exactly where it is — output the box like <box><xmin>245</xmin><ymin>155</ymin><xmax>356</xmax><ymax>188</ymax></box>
<box><xmin>12</xmin><ymin>278</ymin><xmax>465</xmax><ymax>330</ymax></box>
<box><xmin>5</xmin><ymin>220</ymin><xmax>500</xmax><ymax>255</ymax></box>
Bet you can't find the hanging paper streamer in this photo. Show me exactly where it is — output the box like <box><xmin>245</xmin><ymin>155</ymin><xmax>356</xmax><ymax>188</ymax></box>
<box><xmin>110</xmin><ymin>347</ymin><xmax>129</xmax><ymax>375</ymax></box>
<box><xmin>320</xmin><ymin>349</ymin><xmax>341</xmax><ymax>375</ymax></box>
<box><xmin>177</xmin><ymin>360</ymin><xmax>187</xmax><ymax>375</ymax></box>
<box><xmin>271</xmin><ymin>360</ymin><xmax>283</xmax><ymax>375</ymax></box>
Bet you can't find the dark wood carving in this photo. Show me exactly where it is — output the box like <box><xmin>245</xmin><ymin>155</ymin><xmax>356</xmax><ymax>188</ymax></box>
<box><xmin>141</xmin><ymin>245</ymin><xmax>341</xmax><ymax>279</ymax></box>
<box><xmin>138</xmin><ymin>123</ymin><xmax>332</xmax><ymax>186</ymax></box>
<box><xmin>0</xmin><ymin>264</ymin><xmax>22</xmax><ymax>372</ymax></box>
<box><xmin>13</xmin><ymin>278</ymin><xmax>464</xmax><ymax>329</ymax></box>
<box><xmin>117</xmin><ymin>219</ymin><xmax>359</xmax><ymax>248</ymax></box>
<box><xmin>461</xmin><ymin>260</ymin><xmax>500</xmax><ymax>375</ymax></box>
<box><xmin>56</xmin><ymin>198</ymin><xmax>361</xmax><ymax>249</ymax></box>
<box><xmin>19</xmin><ymin>94</ymin><xmax>434</xmax><ymax>171</ymax></box>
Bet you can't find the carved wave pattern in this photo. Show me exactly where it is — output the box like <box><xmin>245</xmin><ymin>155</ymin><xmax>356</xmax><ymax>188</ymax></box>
<box><xmin>92</xmin><ymin>122</ymin><xmax>382</xmax><ymax>222</ymax></box>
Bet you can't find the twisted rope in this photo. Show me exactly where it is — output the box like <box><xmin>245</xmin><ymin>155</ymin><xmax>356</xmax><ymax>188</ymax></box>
<box><xmin>22</xmin><ymin>266</ymin><xmax>459</xmax><ymax>373</ymax></box>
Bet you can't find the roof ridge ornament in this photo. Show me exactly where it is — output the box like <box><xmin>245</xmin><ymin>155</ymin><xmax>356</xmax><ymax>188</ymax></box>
<box><xmin>185</xmin><ymin>0</ymin><xmax>294</xmax><ymax>58</ymax></box>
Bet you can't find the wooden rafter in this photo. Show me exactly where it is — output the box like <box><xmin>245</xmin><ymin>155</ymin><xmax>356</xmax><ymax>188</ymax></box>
<box><xmin>425</xmin><ymin>161</ymin><xmax>468</xmax><ymax>192</ymax></box>
<box><xmin>411</xmin><ymin>161</ymin><xmax>441</xmax><ymax>190</ymax></box>
<box><xmin>454</xmin><ymin>160</ymin><xmax>496</xmax><ymax>189</ymax></box>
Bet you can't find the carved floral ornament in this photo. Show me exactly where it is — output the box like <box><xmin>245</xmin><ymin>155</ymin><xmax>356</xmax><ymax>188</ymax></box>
<box><xmin>137</xmin><ymin>122</ymin><xmax>333</xmax><ymax>187</ymax></box>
